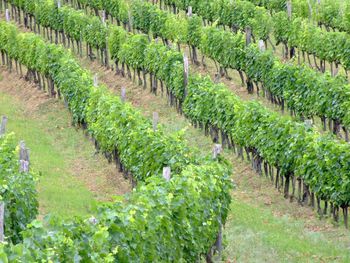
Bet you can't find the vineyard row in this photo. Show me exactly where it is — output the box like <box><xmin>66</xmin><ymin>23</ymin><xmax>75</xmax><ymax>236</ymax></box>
<box><xmin>0</xmin><ymin>21</ymin><xmax>231</xmax><ymax>261</ymax></box>
<box><xmin>4</xmin><ymin>1</ymin><xmax>350</xmax><ymax>226</ymax></box>
<box><xmin>56</xmin><ymin>0</ymin><xmax>350</xmax><ymax>139</ymax></box>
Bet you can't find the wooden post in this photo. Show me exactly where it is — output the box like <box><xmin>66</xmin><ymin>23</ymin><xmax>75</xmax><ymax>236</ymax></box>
<box><xmin>153</xmin><ymin>112</ymin><xmax>159</xmax><ymax>131</ymax></box>
<box><xmin>19</xmin><ymin>141</ymin><xmax>30</xmax><ymax>173</ymax></box>
<box><xmin>212</xmin><ymin>144</ymin><xmax>222</xmax><ymax>160</ymax></box>
<box><xmin>0</xmin><ymin>202</ymin><xmax>4</xmax><ymax>242</ymax></box>
<box><xmin>163</xmin><ymin>167</ymin><xmax>171</xmax><ymax>181</ymax></box>
<box><xmin>212</xmin><ymin>144</ymin><xmax>223</xmax><ymax>257</ymax></box>
<box><xmin>287</xmin><ymin>0</ymin><xmax>292</xmax><ymax>19</ymax></box>
<box><xmin>258</xmin><ymin>40</ymin><xmax>266</xmax><ymax>51</ymax></box>
<box><xmin>307</xmin><ymin>0</ymin><xmax>313</xmax><ymax>21</ymax></box>
<box><xmin>5</xmin><ymin>9</ymin><xmax>10</xmax><ymax>22</ymax></box>
<box><xmin>245</xmin><ymin>26</ymin><xmax>252</xmax><ymax>46</ymax></box>
<box><xmin>104</xmin><ymin>33</ymin><xmax>110</xmax><ymax>68</ymax></box>
<box><xmin>316</xmin><ymin>0</ymin><xmax>321</xmax><ymax>19</ymax></box>
<box><xmin>64</xmin><ymin>97</ymin><xmax>69</xmax><ymax>108</ymax></box>
<box><xmin>245</xmin><ymin>27</ymin><xmax>254</xmax><ymax>93</ymax></box>
<box><xmin>183</xmin><ymin>54</ymin><xmax>189</xmax><ymax>97</ymax></box>
<box><xmin>0</xmin><ymin>116</ymin><xmax>8</xmax><ymax>136</ymax></box>
<box><xmin>127</xmin><ymin>11</ymin><xmax>133</xmax><ymax>32</ymax></box>
<box><xmin>214</xmin><ymin>220</ymin><xmax>223</xmax><ymax>257</ymax></box>
<box><xmin>93</xmin><ymin>74</ymin><xmax>98</xmax><ymax>87</ymax></box>
<box><xmin>187</xmin><ymin>6</ymin><xmax>192</xmax><ymax>17</ymax></box>
<box><xmin>121</xmin><ymin>87</ymin><xmax>126</xmax><ymax>102</ymax></box>
<box><xmin>102</xmin><ymin>10</ymin><xmax>106</xmax><ymax>25</ymax></box>
<box><xmin>88</xmin><ymin>216</ymin><xmax>98</xmax><ymax>225</ymax></box>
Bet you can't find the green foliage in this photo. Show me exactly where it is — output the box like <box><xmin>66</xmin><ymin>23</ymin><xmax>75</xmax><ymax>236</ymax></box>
<box><xmin>0</xmin><ymin>133</ymin><xmax>38</xmax><ymax>244</ymax></box>
<box><xmin>164</xmin><ymin>0</ymin><xmax>273</xmax><ymax>40</ymax></box>
<box><xmin>263</xmin><ymin>0</ymin><xmax>350</xmax><ymax>35</ymax></box>
<box><xmin>0</xmin><ymin>21</ymin><xmax>232</xmax><ymax>261</ymax></box>
<box><xmin>1</xmin><ymin>161</ymin><xmax>231</xmax><ymax>262</ymax></box>
<box><xmin>108</xmin><ymin>26</ymin><xmax>128</xmax><ymax>61</ymax></box>
<box><xmin>131</xmin><ymin>0</ymin><xmax>188</xmax><ymax>43</ymax></box>
<box><xmin>7</xmin><ymin>0</ymin><xmax>350</xmax><ymax>258</ymax></box>
<box><xmin>13</xmin><ymin>0</ymin><xmax>350</xmax><ymax>208</ymax></box>
<box><xmin>272</xmin><ymin>11</ymin><xmax>290</xmax><ymax>45</ymax></box>
<box><xmin>118</xmin><ymin>34</ymin><xmax>148</xmax><ymax>70</ymax></box>
<box><xmin>155</xmin><ymin>0</ymin><xmax>350</xmax><ymax>70</ymax></box>
<box><xmin>244</xmin><ymin>44</ymin><xmax>274</xmax><ymax>82</ymax></box>
<box><xmin>272</xmin><ymin>11</ymin><xmax>349</xmax><ymax>65</ymax></box>
<box><xmin>245</xmin><ymin>0</ymin><xmax>350</xmax><ymax>69</ymax></box>
<box><xmin>86</xmin><ymin>86</ymin><xmax>194</xmax><ymax>181</ymax></box>
<box><xmin>24</xmin><ymin>0</ymin><xmax>346</xmax><ymax>129</ymax></box>
<box><xmin>183</xmin><ymin>75</ymin><xmax>350</xmax><ymax>208</ymax></box>
<box><xmin>187</xmin><ymin>15</ymin><xmax>202</xmax><ymax>46</ymax></box>
<box><xmin>34</xmin><ymin>0</ymin><xmax>108</xmax><ymax>48</ymax></box>
<box><xmin>201</xmin><ymin>26</ymin><xmax>246</xmax><ymax>71</ymax></box>
<box><xmin>264</xmin><ymin>61</ymin><xmax>350</xmax><ymax>121</ymax></box>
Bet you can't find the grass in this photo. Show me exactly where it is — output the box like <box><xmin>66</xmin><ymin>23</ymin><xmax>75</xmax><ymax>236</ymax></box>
<box><xmin>224</xmin><ymin>200</ymin><xmax>350</xmax><ymax>262</ymax></box>
<box><xmin>0</xmin><ymin>91</ymin><xmax>95</xmax><ymax>217</ymax></box>
<box><xmin>0</xmin><ymin>76</ymin><xmax>128</xmax><ymax>218</ymax></box>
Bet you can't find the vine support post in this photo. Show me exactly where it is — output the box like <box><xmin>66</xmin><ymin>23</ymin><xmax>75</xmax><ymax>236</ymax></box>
<box><xmin>187</xmin><ymin>6</ymin><xmax>192</xmax><ymax>17</ymax></box>
<box><xmin>5</xmin><ymin>8</ymin><xmax>9</xmax><ymax>22</ymax></box>
<box><xmin>245</xmin><ymin>27</ymin><xmax>254</xmax><ymax>93</ymax></box>
<box><xmin>19</xmin><ymin>141</ymin><xmax>30</xmax><ymax>173</ymax></box>
<box><xmin>245</xmin><ymin>26</ymin><xmax>252</xmax><ymax>46</ymax></box>
<box><xmin>183</xmin><ymin>54</ymin><xmax>189</xmax><ymax>98</ymax></box>
<box><xmin>258</xmin><ymin>40</ymin><xmax>265</xmax><ymax>52</ymax></box>
<box><xmin>284</xmin><ymin>173</ymin><xmax>290</xmax><ymax>199</ymax></box>
<box><xmin>79</xmin><ymin>33</ymin><xmax>83</xmax><ymax>57</ymax></box>
<box><xmin>104</xmin><ymin>35</ymin><xmax>109</xmax><ymax>68</ymax></box>
<box><xmin>102</xmin><ymin>10</ymin><xmax>106</xmax><ymax>25</ymax></box>
<box><xmin>0</xmin><ymin>202</ymin><xmax>4</xmax><ymax>243</ymax></box>
<box><xmin>307</xmin><ymin>0</ymin><xmax>313</xmax><ymax>21</ymax></box>
<box><xmin>0</xmin><ymin>116</ymin><xmax>8</xmax><ymax>136</ymax></box>
<box><xmin>162</xmin><ymin>167</ymin><xmax>171</xmax><ymax>181</ymax></box>
<box><xmin>121</xmin><ymin>87</ymin><xmax>126</xmax><ymax>102</ymax></box>
<box><xmin>286</xmin><ymin>0</ymin><xmax>296</xmax><ymax>59</ymax></box>
<box><xmin>287</xmin><ymin>0</ymin><xmax>292</xmax><ymax>19</ymax></box>
<box><xmin>93</xmin><ymin>73</ymin><xmax>98</xmax><ymax>87</ymax></box>
<box><xmin>127</xmin><ymin>11</ymin><xmax>133</xmax><ymax>33</ymax></box>
<box><xmin>343</xmin><ymin>207</ymin><xmax>348</xmax><ymax>229</ymax></box>
<box><xmin>212</xmin><ymin>144</ymin><xmax>222</xmax><ymax>160</ymax></box>
<box><xmin>214</xmin><ymin>219</ymin><xmax>223</xmax><ymax>259</ymax></box>
<box><xmin>206</xmin><ymin>144</ymin><xmax>223</xmax><ymax>262</ymax></box>
<box><xmin>152</xmin><ymin>112</ymin><xmax>159</xmax><ymax>132</ymax></box>
<box><xmin>186</xmin><ymin>7</ymin><xmax>196</xmax><ymax>64</ymax></box>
